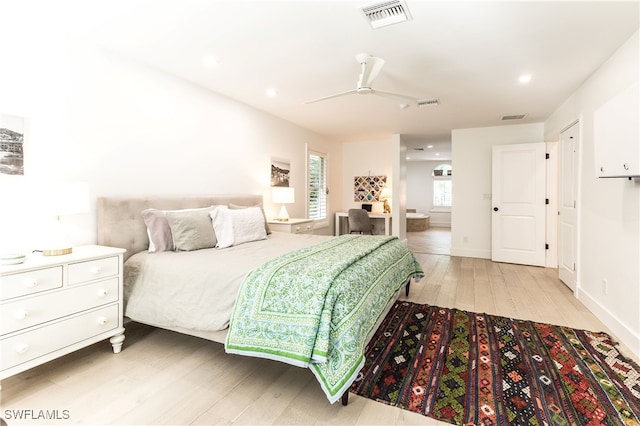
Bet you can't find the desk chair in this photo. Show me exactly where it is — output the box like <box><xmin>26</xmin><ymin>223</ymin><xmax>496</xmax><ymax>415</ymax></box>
<box><xmin>348</xmin><ymin>209</ymin><xmax>373</xmax><ymax>234</ymax></box>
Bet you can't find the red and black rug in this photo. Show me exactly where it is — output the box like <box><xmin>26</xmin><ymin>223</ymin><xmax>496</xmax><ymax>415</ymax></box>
<box><xmin>351</xmin><ymin>301</ymin><xmax>640</xmax><ymax>425</ymax></box>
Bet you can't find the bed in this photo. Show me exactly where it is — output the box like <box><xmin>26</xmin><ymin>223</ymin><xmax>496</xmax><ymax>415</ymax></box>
<box><xmin>97</xmin><ymin>195</ymin><xmax>423</xmax><ymax>404</ymax></box>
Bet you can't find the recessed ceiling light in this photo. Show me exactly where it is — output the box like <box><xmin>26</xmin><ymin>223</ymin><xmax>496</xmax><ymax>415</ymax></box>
<box><xmin>435</xmin><ymin>153</ymin><xmax>440</xmax><ymax>156</ymax></box>
<box><xmin>202</xmin><ymin>55</ymin><xmax>218</xmax><ymax>68</ymax></box>
<box><xmin>265</xmin><ymin>88</ymin><xmax>277</xmax><ymax>97</ymax></box>
<box><xmin>519</xmin><ymin>74</ymin><xmax>532</xmax><ymax>84</ymax></box>
<box><xmin>427</xmin><ymin>145</ymin><xmax>434</xmax><ymax>149</ymax></box>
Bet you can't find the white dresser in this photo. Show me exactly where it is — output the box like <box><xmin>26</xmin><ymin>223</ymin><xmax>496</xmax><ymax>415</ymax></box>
<box><xmin>268</xmin><ymin>218</ymin><xmax>314</xmax><ymax>234</ymax></box>
<box><xmin>0</xmin><ymin>245</ymin><xmax>125</xmax><ymax>380</ymax></box>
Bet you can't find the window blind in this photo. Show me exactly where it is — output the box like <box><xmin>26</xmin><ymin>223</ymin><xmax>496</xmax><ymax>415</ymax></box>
<box><xmin>308</xmin><ymin>151</ymin><xmax>327</xmax><ymax>220</ymax></box>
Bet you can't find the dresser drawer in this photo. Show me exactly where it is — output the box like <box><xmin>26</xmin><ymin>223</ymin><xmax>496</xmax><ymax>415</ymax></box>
<box><xmin>1</xmin><ymin>278</ymin><xmax>119</xmax><ymax>335</ymax></box>
<box><xmin>0</xmin><ymin>266</ymin><xmax>63</xmax><ymax>301</ymax></box>
<box><xmin>68</xmin><ymin>256</ymin><xmax>119</xmax><ymax>285</ymax></box>
<box><xmin>1</xmin><ymin>304</ymin><xmax>119</xmax><ymax>372</ymax></box>
<box><xmin>292</xmin><ymin>223</ymin><xmax>314</xmax><ymax>234</ymax></box>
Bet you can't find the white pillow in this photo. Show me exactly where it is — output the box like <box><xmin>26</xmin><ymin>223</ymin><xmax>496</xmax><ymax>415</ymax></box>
<box><xmin>210</xmin><ymin>206</ymin><xmax>267</xmax><ymax>248</ymax></box>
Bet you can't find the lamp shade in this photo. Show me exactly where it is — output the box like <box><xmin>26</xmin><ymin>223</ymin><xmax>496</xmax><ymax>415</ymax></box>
<box><xmin>272</xmin><ymin>186</ymin><xmax>295</xmax><ymax>222</ymax></box>
<box><xmin>272</xmin><ymin>186</ymin><xmax>295</xmax><ymax>204</ymax></box>
<box><xmin>39</xmin><ymin>181</ymin><xmax>89</xmax><ymax>256</ymax></box>
<box><xmin>380</xmin><ymin>186</ymin><xmax>392</xmax><ymax>200</ymax></box>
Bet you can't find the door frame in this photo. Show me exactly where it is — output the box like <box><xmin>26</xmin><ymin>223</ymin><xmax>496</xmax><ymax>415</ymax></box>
<box><xmin>546</xmin><ymin>141</ymin><xmax>558</xmax><ymax>268</ymax></box>
<box><xmin>557</xmin><ymin>119</ymin><xmax>581</xmax><ymax>292</ymax></box>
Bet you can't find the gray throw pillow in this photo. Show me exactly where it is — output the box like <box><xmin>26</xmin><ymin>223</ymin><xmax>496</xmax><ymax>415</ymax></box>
<box><xmin>165</xmin><ymin>206</ymin><xmax>217</xmax><ymax>251</ymax></box>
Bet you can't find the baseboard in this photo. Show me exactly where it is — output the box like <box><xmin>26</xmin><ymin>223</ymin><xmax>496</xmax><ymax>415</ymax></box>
<box><xmin>428</xmin><ymin>221</ymin><xmax>451</xmax><ymax>228</ymax></box>
<box><xmin>578</xmin><ymin>288</ymin><xmax>640</xmax><ymax>357</ymax></box>
<box><xmin>449</xmin><ymin>247</ymin><xmax>491</xmax><ymax>259</ymax></box>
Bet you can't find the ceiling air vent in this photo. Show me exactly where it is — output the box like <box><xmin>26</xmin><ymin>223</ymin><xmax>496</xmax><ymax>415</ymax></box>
<box><xmin>418</xmin><ymin>98</ymin><xmax>439</xmax><ymax>107</ymax></box>
<box><xmin>413</xmin><ymin>147</ymin><xmax>424</xmax><ymax>151</ymax></box>
<box><xmin>500</xmin><ymin>114</ymin><xmax>527</xmax><ymax>121</ymax></box>
<box><xmin>359</xmin><ymin>0</ymin><xmax>412</xmax><ymax>29</ymax></box>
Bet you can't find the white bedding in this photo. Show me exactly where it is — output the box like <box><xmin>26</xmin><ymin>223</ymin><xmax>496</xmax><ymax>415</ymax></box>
<box><xmin>123</xmin><ymin>232</ymin><xmax>331</xmax><ymax>332</ymax></box>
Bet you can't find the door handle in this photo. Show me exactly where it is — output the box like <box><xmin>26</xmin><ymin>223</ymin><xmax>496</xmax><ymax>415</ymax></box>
<box><xmin>493</xmin><ymin>207</ymin><xmax>499</xmax><ymax>212</ymax></box>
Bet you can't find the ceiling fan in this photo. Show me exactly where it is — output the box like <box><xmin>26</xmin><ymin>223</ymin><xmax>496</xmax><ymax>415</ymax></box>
<box><xmin>304</xmin><ymin>53</ymin><xmax>436</xmax><ymax>107</ymax></box>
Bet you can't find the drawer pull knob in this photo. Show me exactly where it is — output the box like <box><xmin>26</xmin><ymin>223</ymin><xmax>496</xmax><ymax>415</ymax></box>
<box><xmin>90</xmin><ymin>266</ymin><xmax>103</xmax><ymax>275</ymax></box>
<box><xmin>14</xmin><ymin>309</ymin><xmax>29</xmax><ymax>320</ymax></box>
<box><xmin>23</xmin><ymin>278</ymin><xmax>38</xmax><ymax>288</ymax></box>
<box><xmin>97</xmin><ymin>317</ymin><xmax>109</xmax><ymax>326</ymax></box>
<box><xmin>16</xmin><ymin>344</ymin><xmax>29</xmax><ymax>355</ymax></box>
<box><xmin>96</xmin><ymin>289</ymin><xmax>108</xmax><ymax>298</ymax></box>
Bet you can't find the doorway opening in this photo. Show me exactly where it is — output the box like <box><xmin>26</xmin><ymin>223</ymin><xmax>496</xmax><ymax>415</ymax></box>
<box><xmin>406</xmin><ymin>160</ymin><xmax>452</xmax><ymax>255</ymax></box>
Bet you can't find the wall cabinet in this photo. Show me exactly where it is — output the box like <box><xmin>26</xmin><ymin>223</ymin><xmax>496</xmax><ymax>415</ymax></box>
<box><xmin>594</xmin><ymin>82</ymin><xmax>639</xmax><ymax>178</ymax></box>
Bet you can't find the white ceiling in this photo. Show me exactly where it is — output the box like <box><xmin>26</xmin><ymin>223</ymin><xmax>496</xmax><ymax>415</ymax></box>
<box><xmin>9</xmin><ymin>1</ymin><xmax>640</xmax><ymax>161</ymax></box>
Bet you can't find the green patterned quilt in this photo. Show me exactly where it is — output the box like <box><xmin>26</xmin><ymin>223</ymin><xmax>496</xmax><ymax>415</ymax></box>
<box><xmin>225</xmin><ymin>234</ymin><xmax>423</xmax><ymax>403</ymax></box>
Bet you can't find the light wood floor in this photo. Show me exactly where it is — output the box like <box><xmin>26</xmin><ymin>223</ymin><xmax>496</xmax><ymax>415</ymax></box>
<box><xmin>406</xmin><ymin>228</ymin><xmax>451</xmax><ymax>256</ymax></box>
<box><xmin>2</xmin><ymin>240</ymin><xmax>638</xmax><ymax>425</ymax></box>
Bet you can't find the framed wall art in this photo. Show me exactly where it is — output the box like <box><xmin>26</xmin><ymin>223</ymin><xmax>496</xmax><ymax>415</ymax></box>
<box><xmin>271</xmin><ymin>158</ymin><xmax>290</xmax><ymax>187</ymax></box>
<box><xmin>0</xmin><ymin>114</ymin><xmax>25</xmax><ymax>176</ymax></box>
<box><xmin>354</xmin><ymin>175</ymin><xmax>386</xmax><ymax>202</ymax></box>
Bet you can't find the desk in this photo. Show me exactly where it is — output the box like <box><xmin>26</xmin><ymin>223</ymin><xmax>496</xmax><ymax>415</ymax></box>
<box><xmin>335</xmin><ymin>212</ymin><xmax>392</xmax><ymax>236</ymax></box>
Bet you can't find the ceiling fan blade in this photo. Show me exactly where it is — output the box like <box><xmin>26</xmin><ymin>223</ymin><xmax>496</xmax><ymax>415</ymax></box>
<box><xmin>304</xmin><ymin>89</ymin><xmax>357</xmax><ymax>104</ymax></box>
<box><xmin>358</xmin><ymin>56</ymin><xmax>385</xmax><ymax>88</ymax></box>
<box><xmin>371</xmin><ymin>89</ymin><xmax>420</xmax><ymax>104</ymax></box>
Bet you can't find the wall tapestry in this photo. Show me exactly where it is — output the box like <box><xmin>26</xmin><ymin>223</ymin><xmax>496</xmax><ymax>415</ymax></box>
<box><xmin>271</xmin><ymin>158</ymin><xmax>290</xmax><ymax>187</ymax></box>
<box><xmin>354</xmin><ymin>175</ymin><xmax>386</xmax><ymax>202</ymax></box>
<box><xmin>0</xmin><ymin>114</ymin><xmax>25</xmax><ymax>176</ymax></box>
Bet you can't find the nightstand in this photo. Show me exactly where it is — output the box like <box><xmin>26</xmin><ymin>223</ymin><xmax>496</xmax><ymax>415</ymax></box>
<box><xmin>268</xmin><ymin>218</ymin><xmax>314</xmax><ymax>234</ymax></box>
<box><xmin>0</xmin><ymin>245</ymin><xmax>126</xmax><ymax>380</ymax></box>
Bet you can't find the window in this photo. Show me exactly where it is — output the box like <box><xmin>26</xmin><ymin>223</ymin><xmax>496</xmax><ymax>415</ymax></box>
<box><xmin>308</xmin><ymin>151</ymin><xmax>327</xmax><ymax>220</ymax></box>
<box><xmin>432</xmin><ymin>164</ymin><xmax>452</xmax><ymax>208</ymax></box>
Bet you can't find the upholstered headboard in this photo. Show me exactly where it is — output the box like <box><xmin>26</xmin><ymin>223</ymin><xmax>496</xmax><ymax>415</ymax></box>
<box><xmin>97</xmin><ymin>195</ymin><xmax>263</xmax><ymax>262</ymax></box>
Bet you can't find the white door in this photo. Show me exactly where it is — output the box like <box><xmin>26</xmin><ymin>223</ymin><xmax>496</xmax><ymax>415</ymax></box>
<box><xmin>492</xmin><ymin>142</ymin><xmax>546</xmax><ymax>266</ymax></box>
<box><xmin>558</xmin><ymin>123</ymin><xmax>579</xmax><ymax>290</ymax></box>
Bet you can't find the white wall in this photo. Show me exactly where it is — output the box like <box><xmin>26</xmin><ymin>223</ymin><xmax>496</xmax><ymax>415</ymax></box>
<box><xmin>342</xmin><ymin>139</ymin><xmax>394</xmax><ymax>212</ymax></box>
<box><xmin>450</xmin><ymin>123</ymin><xmax>545</xmax><ymax>259</ymax></box>
<box><xmin>341</xmin><ymin>139</ymin><xmax>393</xmax><ymax>234</ymax></box>
<box><xmin>544</xmin><ymin>31</ymin><xmax>639</xmax><ymax>355</ymax></box>
<box><xmin>0</xmin><ymin>29</ymin><xmax>341</xmax><ymax>253</ymax></box>
<box><xmin>407</xmin><ymin>160</ymin><xmax>452</xmax><ymax>227</ymax></box>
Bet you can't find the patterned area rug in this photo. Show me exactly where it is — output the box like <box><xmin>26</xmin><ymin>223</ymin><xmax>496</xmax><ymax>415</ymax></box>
<box><xmin>351</xmin><ymin>301</ymin><xmax>640</xmax><ymax>425</ymax></box>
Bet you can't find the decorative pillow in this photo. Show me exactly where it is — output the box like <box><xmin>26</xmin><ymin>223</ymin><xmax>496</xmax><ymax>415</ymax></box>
<box><xmin>165</xmin><ymin>206</ymin><xmax>217</xmax><ymax>251</ymax></box>
<box><xmin>141</xmin><ymin>209</ymin><xmax>174</xmax><ymax>252</ymax></box>
<box><xmin>210</xmin><ymin>206</ymin><xmax>267</xmax><ymax>249</ymax></box>
<box><xmin>228</xmin><ymin>203</ymin><xmax>272</xmax><ymax>235</ymax></box>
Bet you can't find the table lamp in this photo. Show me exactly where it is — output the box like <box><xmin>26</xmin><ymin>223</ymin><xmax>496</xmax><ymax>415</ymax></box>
<box><xmin>272</xmin><ymin>186</ymin><xmax>295</xmax><ymax>222</ymax></box>
<box><xmin>41</xmin><ymin>181</ymin><xmax>90</xmax><ymax>256</ymax></box>
<box><xmin>380</xmin><ymin>186</ymin><xmax>392</xmax><ymax>214</ymax></box>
